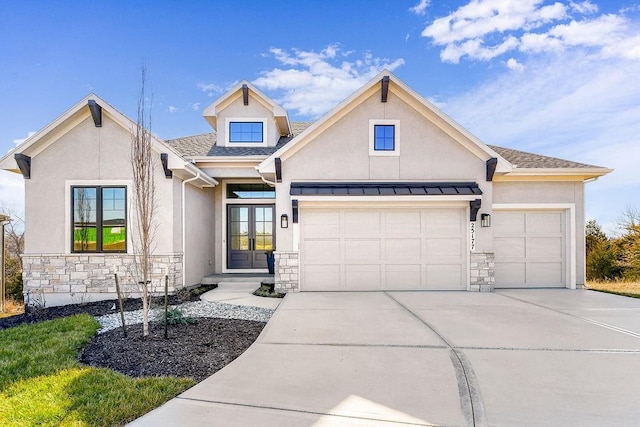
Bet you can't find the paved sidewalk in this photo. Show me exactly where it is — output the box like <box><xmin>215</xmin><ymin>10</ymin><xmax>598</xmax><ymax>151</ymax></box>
<box><xmin>130</xmin><ymin>290</ymin><xmax>640</xmax><ymax>426</ymax></box>
<box><xmin>199</xmin><ymin>282</ymin><xmax>282</xmax><ymax>310</ymax></box>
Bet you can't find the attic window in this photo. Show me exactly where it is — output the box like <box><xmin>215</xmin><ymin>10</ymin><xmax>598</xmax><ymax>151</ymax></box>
<box><xmin>369</xmin><ymin>119</ymin><xmax>400</xmax><ymax>156</ymax></box>
<box><xmin>229</xmin><ymin>122</ymin><xmax>263</xmax><ymax>143</ymax></box>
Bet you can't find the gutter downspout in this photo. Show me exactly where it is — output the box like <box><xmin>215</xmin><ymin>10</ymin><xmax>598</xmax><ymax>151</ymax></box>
<box><xmin>181</xmin><ymin>166</ymin><xmax>201</xmax><ymax>289</ymax></box>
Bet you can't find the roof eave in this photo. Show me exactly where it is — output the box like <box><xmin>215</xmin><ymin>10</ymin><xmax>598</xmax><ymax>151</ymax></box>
<box><xmin>496</xmin><ymin>167</ymin><xmax>613</xmax><ymax>180</ymax></box>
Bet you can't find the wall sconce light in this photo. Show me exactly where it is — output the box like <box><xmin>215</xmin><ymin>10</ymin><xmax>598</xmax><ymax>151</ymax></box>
<box><xmin>481</xmin><ymin>213</ymin><xmax>491</xmax><ymax>228</ymax></box>
<box><xmin>280</xmin><ymin>214</ymin><xmax>289</xmax><ymax>228</ymax></box>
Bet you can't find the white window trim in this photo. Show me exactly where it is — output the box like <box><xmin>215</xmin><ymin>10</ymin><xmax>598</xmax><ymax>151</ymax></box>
<box><xmin>369</xmin><ymin>119</ymin><xmax>400</xmax><ymax>157</ymax></box>
<box><xmin>225</xmin><ymin>118</ymin><xmax>267</xmax><ymax>147</ymax></box>
<box><xmin>65</xmin><ymin>180</ymin><xmax>133</xmax><ymax>254</ymax></box>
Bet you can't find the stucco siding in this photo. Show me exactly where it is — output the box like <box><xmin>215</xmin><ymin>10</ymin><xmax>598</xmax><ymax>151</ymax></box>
<box><xmin>216</xmin><ymin>95</ymin><xmax>279</xmax><ymax>147</ymax></box>
<box><xmin>184</xmin><ymin>184</ymin><xmax>215</xmax><ymax>286</ymax></box>
<box><xmin>24</xmin><ymin>114</ymin><xmax>176</xmax><ymax>255</ymax></box>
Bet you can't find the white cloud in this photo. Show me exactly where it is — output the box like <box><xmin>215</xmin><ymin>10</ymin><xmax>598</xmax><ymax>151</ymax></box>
<box><xmin>420</xmin><ymin>0</ymin><xmax>640</xmax><ymax>63</ymax></box>
<box><xmin>443</xmin><ymin>51</ymin><xmax>640</xmax><ymax>223</ymax></box>
<box><xmin>0</xmin><ymin>171</ymin><xmax>25</xmax><ymax>219</ymax></box>
<box><xmin>254</xmin><ymin>45</ymin><xmax>404</xmax><ymax>118</ymax></box>
<box><xmin>197</xmin><ymin>82</ymin><xmax>223</xmax><ymax>97</ymax></box>
<box><xmin>569</xmin><ymin>1</ymin><xmax>598</xmax><ymax>14</ymax></box>
<box><xmin>409</xmin><ymin>0</ymin><xmax>431</xmax><ymax>16</ymax></box>
<box><xmin>167</xmin><ymin>106</ymin><xmax>178</xmax><ymax>114</ymax></box>
<box><xmin>11</xmin><ymin>131</ymin><xmax>36</xmax><ymax>151</ymax></box>
<box><xmin>191</xmin><ymin>102</ymin><xmax>201</xmax><ymax>111</ymax></box>
<box><xmin>506</xmin><ymin>57</ymin><xmax>525</xmax><ymax>70</ymax></box>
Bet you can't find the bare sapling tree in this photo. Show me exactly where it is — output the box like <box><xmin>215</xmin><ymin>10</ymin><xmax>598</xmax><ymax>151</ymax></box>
<box><xmin>130</xmin><ymin>67</ymin><xmax>158</xmax><ymax>336</ymax></box>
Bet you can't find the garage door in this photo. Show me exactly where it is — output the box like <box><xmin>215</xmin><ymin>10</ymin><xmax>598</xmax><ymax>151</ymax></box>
<box><xmin>300</xmin><ymin>207</ymin><xmax>467</xmax><ymax>291</ymax></box>
<box><xmin>493</xmin><ymin>210</ymin><xmax>566</xmax><ymax>288</ymax></box>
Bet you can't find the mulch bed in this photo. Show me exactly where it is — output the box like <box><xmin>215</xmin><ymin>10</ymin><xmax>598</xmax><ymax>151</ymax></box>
<box><xmin>1</xmin><ymin>284</ymin><xmax>267</xmax><ymax>381</ymax></box>
<box><xmin>0</xmin><ymin>285</ymin><xmax>217</xmax><ymax>330</ymax></box>
<box><xmin>81</xmin><ymin>318</ymin><xmax>265</xmax><ymax>381</ymax></box>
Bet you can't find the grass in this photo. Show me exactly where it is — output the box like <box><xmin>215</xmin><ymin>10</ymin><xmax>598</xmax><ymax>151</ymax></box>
<box><xmin>586</xmin><ymin>280</ymin><xmax>640</xmax><ymax>298</ymax></box>
<box><xmin>0</xmin><ymin>299</ymin><xmax>24</xmax><ymax>318</ymax></box>
<box><xmin>0</xmin><ymin>314</ymin><xmax>195</xmax><ymax>426</ymax></box>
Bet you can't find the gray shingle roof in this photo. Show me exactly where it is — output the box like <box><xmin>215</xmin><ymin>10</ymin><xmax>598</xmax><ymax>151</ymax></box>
<box><xmin>164</xmin><ymin>121</ymin><xmax>601</xmax><ymax>170</ymax></box>
<box><xmin>165</xmin><ymin>122</ymin><xmax>313</xmax><ymax>158</ymax></box>
<box><xmin>488</xmin><ymin>145</ymin><xmax>601</xmax><ymax>169</ymax></box>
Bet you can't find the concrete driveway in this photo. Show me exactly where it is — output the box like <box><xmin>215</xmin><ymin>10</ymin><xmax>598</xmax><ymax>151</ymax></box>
<box><xmin>131</xmin><ymin>290</ymin><xmax>640</xmax><ymax>426</ymax></box>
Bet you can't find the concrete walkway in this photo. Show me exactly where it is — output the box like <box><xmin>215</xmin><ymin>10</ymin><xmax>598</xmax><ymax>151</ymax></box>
<box><xmin>199</xmin><ymin>282</ymin><xmax>282</xmax><ymax>310</ymax></box>
<box><xmin>130</xmin><ymin>290</ymin><xmax>640</xmax><ymax>426</ymax></box>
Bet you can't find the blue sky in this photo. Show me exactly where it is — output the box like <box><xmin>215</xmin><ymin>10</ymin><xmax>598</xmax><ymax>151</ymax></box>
<box><xmin>1</xmin><ymin>0</ymin><xmax>639</xmax><ymax>233</ymax></box>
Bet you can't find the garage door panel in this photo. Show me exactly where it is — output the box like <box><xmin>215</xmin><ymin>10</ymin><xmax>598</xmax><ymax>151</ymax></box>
<box><xmin>425</xmin><ymin>238</ymin><xmax>462</xmax><ymax>257</ymax></box>
<box><xmin>304</xmin><ymin>240</ymin><xmax>340</xmax><ymax>262</ymax></box>
<box><xmin>345</xmin><ymin>265</ymin><xmax>381</xmax><ymax>290</ymax></box>
<box><xmin>304</xmin><ymin>265</ymin><xmax>341</xmax><ymax>291</ymax></box>
<box><xmin>527</xmin><ymin>212</ymin><xmax>562</xmax><ymax>233</ymax></box>
<box><xmin>345</xmin><ymin>239</ymin><xmax>381</xmax><ymax>260</ymax></box>
<box><xmin>494</xmin><ymin>212</ymin><xmax>525</xmax><ymax>233</ymax></box>
<box><xmin>527</xmin><ymin>237</ymin><xmax>563</xmax><ymax>258</ymax></box>
<box><xmin>385</xmin><ymin>238</ymin><xmax>421</xmax><ymax>260</ymax></box>
<box><xmin>494</xmin><ymin>237</ymin><xmax>526</xmax><ymax>258</ymax></box>
<box><xmin>301</xmin><ymin>207</ymin><xmax>467</xmax><ymax>291</ymax></box>
<box><xmin>425</xmin><ymin>264</ymin><xmax>465</xmax><ymax>290</ymax></box>
<box><xmin>385</xmin><ymin>264</ymin><xmax>421</xmax><ymax>289</ymax></box>
<box><xmin>528</xmin><ymin>262</ymin><xmax>563</xmax><ymax>285</ymax></box>
<box><xmin>345</xmin><ymin>211</ymin><xmax>380</xmax><ymax>237</ymax></box>
<box><xmin>494</xmin><ymin>262</ymin><xmax>526</xmax><ymax>285</ymax></box>
<box><xmin>494</xmin><ymin>210</ymin><xmax>566</xmax><ymax>288</ymax></box>
<box><xmin>385</xmin><ymin>212</ymin><xmax>421</xmax><ymax>236</ymax></box>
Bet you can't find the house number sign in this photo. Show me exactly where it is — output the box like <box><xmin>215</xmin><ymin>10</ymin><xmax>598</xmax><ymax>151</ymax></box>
<box><xmin>469</xmin><ymin>222</ymin><xmax>476</xmax><ymax>251</ymax></box>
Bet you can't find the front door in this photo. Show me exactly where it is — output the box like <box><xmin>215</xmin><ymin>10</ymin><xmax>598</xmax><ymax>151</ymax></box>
<box><xmin>227</xmin><ymin>205</ymin><xmax>275</xmax><ymax>269</ymax></box>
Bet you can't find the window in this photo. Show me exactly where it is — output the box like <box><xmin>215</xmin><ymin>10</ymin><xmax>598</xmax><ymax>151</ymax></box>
<box><xmin>72</xmin><ymin>186</ymin><xmax>126</xmax><ymax>252</ymax></box>
<box><xmin>229</xmin><ymin>122</ymin><xmax>263</xmax><ymax>143</ymax></box>
<box><xmin>227</xmin><ymin>183</ymin><xmax>275</xmax><ymax>199</ymax></box>
<box><xmin>374</xmin><ymin>125</ymin><xmax>395</xmax><ymax>151</ymax></box>
<box><xmin>369</xmin><ymin>119</ymin><xmax>400</xmax><ymax>156</ymax></box>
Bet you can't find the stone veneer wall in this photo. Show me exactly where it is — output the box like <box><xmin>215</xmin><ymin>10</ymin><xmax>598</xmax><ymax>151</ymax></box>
<box><xmin>470</xmin><ymin>251</ymin><xmax>495</xmax><ymax>292</ymax></box>
<box><xmin>22</xmin><ymin>253</ymin><xmax>183</xmax><ymax>296</ymax></box>
<box><xmin>274</xmin><ymin>251</ymin><xmax>299</xmax><ymax>293</ymax></box>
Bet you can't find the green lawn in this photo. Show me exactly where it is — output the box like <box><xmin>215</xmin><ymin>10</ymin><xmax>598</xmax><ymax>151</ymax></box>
<box><xmin>0</xmin><ymin>315</ymin><xmax>194</xmax><ymax>426</ymax></box>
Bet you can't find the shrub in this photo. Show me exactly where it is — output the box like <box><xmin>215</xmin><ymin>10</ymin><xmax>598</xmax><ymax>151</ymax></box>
<box><xmin>163</xmin><ymin>308</ymin><xmax>197</xmax><ymax>326</ymax></box>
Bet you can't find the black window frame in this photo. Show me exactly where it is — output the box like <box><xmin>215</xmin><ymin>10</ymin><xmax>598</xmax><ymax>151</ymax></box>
<box><xmin>374</xmin><ymin>124</ymin><xmax>395</xmax><ymax>151</ymax></box>
<box><xmin>71</xmin><ymin>185</ymin><xmax>127</xmax><ymax>253</ymax></box>
<box><xmin>226</xmin><ymin>183</ymin><xmax>276</xmax><ymax>199</ymax></box>
<box><xmin>229</xmin><ymin>121</ymin><xmax>264</xmax><ymax>143</ymax></box>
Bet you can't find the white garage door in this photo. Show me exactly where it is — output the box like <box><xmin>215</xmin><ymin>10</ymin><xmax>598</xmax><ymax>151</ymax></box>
<box><xmin>493</xmin><ymin>210</ymin><xmax>566</xmax><ymax>288</ymax></box>
<box><xmin>300</xmin><ymin>207</ymin><xmax>467</xmax><ymax>291</ymax></box>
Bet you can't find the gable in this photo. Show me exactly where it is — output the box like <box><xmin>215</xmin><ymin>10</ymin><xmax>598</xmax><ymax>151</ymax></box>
<box><xmin>282</xmin><ymin>87</ymin><xmax>488</xmax><ymax>182</ymax></box>
<box><xmin>258</xmin><ymin>70</ymin><xmax>512</xmax><ymax>178</ymax></box>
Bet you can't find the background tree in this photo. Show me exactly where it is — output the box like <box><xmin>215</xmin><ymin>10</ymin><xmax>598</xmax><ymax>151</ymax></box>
<box><xmin>130</xmin><ymin>67</ymin><xmax>157</xmax><ymax>336</ymax></box>
<box><xmin>1</xmin><ymin>206</ymin><xmax>24</xmax><ymax>302</ymax></box>
<box><xmin>615</xmin><ymin>208</ymin><xmax>640</xmax><ymax>280</ymax></box>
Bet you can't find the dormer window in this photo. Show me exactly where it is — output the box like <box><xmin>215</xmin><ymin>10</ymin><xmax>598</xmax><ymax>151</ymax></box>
<box><xmin>230</xmin><ymin>122</ymin><xmax>263</xmax><ymax>143</ymax></box>
<box><xmin>225</xmin><ymin>118</ymin><xmax>267</xmax><ymax>146</ymax></box>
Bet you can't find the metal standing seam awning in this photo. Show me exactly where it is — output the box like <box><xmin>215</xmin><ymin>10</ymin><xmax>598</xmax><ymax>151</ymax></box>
<box><xmin>289</xmin><ymin>182</ymin><xmax>483</xmax><ymax>196</ymax></box>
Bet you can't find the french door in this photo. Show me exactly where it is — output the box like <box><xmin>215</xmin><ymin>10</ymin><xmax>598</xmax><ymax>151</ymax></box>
<box><xmin>227</xmin><ymin>205</ymin><xmax>275</xmax><ymax>269</ymax></box>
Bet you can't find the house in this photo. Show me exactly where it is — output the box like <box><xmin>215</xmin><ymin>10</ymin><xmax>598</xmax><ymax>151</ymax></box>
<box><xmin>0</xmin><ymin>71</ymin><xmax>611</xmax><ymax>305</ymax></box>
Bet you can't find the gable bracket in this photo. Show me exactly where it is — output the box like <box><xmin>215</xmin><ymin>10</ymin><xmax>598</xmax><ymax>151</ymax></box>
<box><xmin>275</xmin><ymin>157</ymin><xmax>282</xmax><ymax>183</ymax></box>
<box><xmin>470</xmin><ymin>199</ymin><xmax>481</xmax><ymax>221</ymax></box>
<box><xmin>292</xmin><ymin>199</ymin><xmax>299</xmax><ymax>223</ymax></box>
<box><xmin>14</xmin><ymin>153</ymin><xmax>31</xmax><ymax>179</ymax></box>
<box><xmin>381</xmin><ymin>76</ymin><xmax>390</xmax><ymax>103</ymax></box>
<box><xmin>88</xmin><ymin>100</ymin><xmax>102</xmax><ymax>127</ymax></box>
<box><xmin>242</xmin><ymin>84</ymin><xmax>249</xmax><ymax>106</ymax></box>
<box><xmin>486</xmin><ymin>157</ymin><xmax>498</xmax><ymax>181</ymax></box>
<box><xmin>160</xmin><ymin>153</ymin><xmax>173</xmax><ymax>178</ymax></box>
